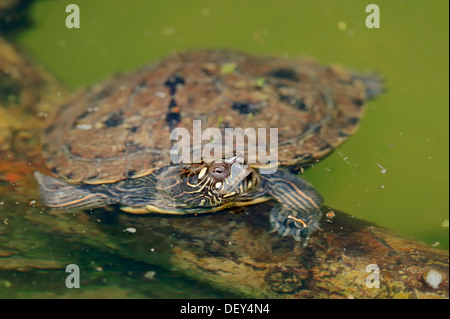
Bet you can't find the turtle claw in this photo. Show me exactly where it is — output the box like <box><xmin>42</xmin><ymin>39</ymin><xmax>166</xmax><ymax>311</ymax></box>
<box><xmin>269</xmin><ymin>205</ymin><xmax>321</xmax><ymax>244</ymax></box>
<box><xmin>269</xmin><ymin>214</ymin><xmax>309</xmax><ymax>243</ymax></box>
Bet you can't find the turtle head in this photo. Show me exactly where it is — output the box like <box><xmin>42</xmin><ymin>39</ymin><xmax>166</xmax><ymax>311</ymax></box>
<box><xmin>175</xmin><ymin>154</ymin><xmax>260</xmax><ymax>208</ymax></box>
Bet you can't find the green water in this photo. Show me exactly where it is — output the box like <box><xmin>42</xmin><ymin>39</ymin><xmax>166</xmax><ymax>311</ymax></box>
<box><xmin>15</xmin><ymin>0</ymin><xmax>448</xmax><ymax>249</ymax></box>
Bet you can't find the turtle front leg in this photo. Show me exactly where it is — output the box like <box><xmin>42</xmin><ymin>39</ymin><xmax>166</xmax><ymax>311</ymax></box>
<box><xmin>265</xmin><ymin>169</ymin><xmax>323</xmax><ymax>242</ymax></box>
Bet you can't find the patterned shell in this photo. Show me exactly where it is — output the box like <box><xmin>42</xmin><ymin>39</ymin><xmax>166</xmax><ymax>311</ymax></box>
<box><xmin>42</xmin><ymin>50</ymin><xmax>369</xmax><ymax>184</ymax></box>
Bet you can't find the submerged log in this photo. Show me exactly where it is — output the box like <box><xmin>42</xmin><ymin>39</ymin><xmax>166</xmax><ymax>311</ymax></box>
<box><xmin>2</xmin><ymin>194</ymin><xmax>448</xmax><ymax>298</ymax></box>
<box><xmin>86</xmin><ymin>204</ymin><xmax>449</xmax><ymax>299</ymax></box>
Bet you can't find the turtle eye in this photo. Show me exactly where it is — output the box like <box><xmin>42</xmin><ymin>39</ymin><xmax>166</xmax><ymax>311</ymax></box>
<box><xmin>208</xmin><ymin>163</ymin><xmax>229</xmax><ymax>180</ymax></box>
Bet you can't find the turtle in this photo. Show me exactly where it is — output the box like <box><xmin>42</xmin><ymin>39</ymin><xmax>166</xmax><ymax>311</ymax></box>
<box><xmin>35</xmin><ymin>50</ymin><xmax>383</xmax><ymax>241</ymax></box>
